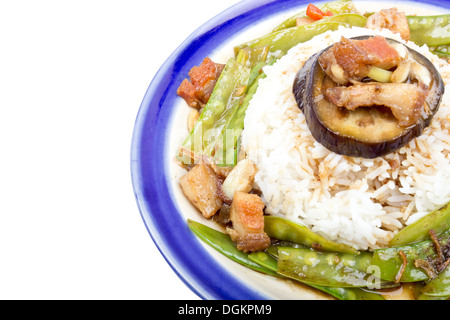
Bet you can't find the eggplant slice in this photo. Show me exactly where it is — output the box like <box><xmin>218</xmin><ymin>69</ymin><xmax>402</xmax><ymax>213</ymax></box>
<box><xmin>293</xmin><ymin>36</ymin><xmax>445</xmax><ymax>158</ymax></box>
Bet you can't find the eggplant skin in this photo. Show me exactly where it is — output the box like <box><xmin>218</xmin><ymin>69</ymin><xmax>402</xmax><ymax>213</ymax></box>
<box><xmin>293</xmin><ymin>36</ymin><xmax>445</xmax><ymax>159</ymax></box>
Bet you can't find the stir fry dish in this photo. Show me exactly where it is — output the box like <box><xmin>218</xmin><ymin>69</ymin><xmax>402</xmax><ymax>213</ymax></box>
<box><xmin>173</xmin><ymin>0</ymin><xmax>450</xmax><ymax>300</ymax></box>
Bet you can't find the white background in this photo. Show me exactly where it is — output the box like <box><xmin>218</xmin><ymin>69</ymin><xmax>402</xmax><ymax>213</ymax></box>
<box><xmin>0</xmin><ymin>0</ymin><xmax>241</xmax><ymax>300</ymax></box>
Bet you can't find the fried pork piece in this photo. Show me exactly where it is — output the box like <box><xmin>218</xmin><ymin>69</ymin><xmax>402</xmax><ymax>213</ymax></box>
<box><xmin>226</xmin><ymin>191</ymin><xmax>270</xmax><ymax>253</ymax></box>
<box><xmin>319</xmin><ymin>36</ymin><xmax>401</xmax><ymax>85</ymax></box>
<box><xmin>177</xmin><ymin>57</ymin><xmax>225</xmax><ymax>109</ymax></box>
<box><xmin>179</xmin><ymin>162</ymin><xmax>223</xmax><ymax>219</ymax></box>
<box><xmin>326</xmin><ymin>82</ymin><xmax>429</xmax><ymax>127</ymax></box>
<box><xmin>366</xmin><ymin>8</ymin><xmax>410</xmax><ymax>42</ymax></box>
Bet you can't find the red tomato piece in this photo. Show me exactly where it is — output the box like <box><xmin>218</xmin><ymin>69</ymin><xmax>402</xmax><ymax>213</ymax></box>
<box><xmin>306</xmin><ymin>4</ymin><xmax>325</xmax><ymax>20</ymax></box>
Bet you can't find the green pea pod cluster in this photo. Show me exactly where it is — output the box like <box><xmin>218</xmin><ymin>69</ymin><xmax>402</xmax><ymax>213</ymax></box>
<box><xmin>187</xmin><ymin>219</ymin><xmax>278</xmax><ymax>276</ymax></box>
<box><xmin>234</xmin><ymin>13</ymin><xmax>367</xmax><ymax>62</ymax></box>
<box><xmin>276</xmin><ymin>247</ymin><xmax>388</xmax><ymax>288</ymax></box>
<box><xmin>187</xmin><ymin>200</ymin><xmax>450</xmax><ymax>300</ymax></box>
<box><xmin>248</xmin><ymin>250</ymin><xmax>384</xmax><ymax>300</ymax></box>
<box><xmin>177</xmin><ymin>1</ymin><xmax>367</xmax><ymax>167</ymax></box>
<box><xmin>177</xmin><ymin>52</ymin><xmax>251</xmax><ymax>166</ymax></box>
<box><xmin>372</xmin><ymin>202</ymin><xmax>450</xmax><ymax>299</ymax></box>
<box><xmin>213</xmin><ymin>61</ymin><xmax>268</xmax><ymax>166</ymax></box>
<box><xmin>372</xmin><ymin>230</ymin><xmax>450</xmax><ymax>282</ymax></box>
<box><xmin>187</xmin><ymin>219</ymin><xmax>385</xmax><ymax>300</ymax></box>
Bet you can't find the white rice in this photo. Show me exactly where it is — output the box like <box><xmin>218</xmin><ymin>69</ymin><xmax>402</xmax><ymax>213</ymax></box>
<box><xmin>241</xmin><ymin>26</ymin><xmax>450</xmax><ymax>250</ymax></box>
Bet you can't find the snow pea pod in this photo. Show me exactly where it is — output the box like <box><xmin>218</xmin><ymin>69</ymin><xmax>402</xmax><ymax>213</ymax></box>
<box><xmin>248</xmin><ymin>251</ymin><xmax>348</xmax><ymax>299</ymax></box>
<box><xmin>334</xmin><ymin>287</ymin><xmax>385</xmax><ymax>300</ymax></box>
<box><xmin>407</xmin><ymin>14</ymin><xmax>450</xmax><ymax>47</ymax></box>
<box><xmin>187</xmin><ymin>219</ymin><xmax>278</xmax><ymax>276</ymax></box>
<box><xmin>272</xmin><ymin>0</ymin><xmax>358</xmax><ymax>32</ymax></box>
<box><xmin>415</xmin><ymin>282</ymin><xmax>449</xmax><ymax>299</ymax></box>
<box><xmin>420</xmin><ymin>265</ymin><xmax>450</xmax><ymax>297</ymax></box>
<box><xmin>234</xmin><ymin>13</ymin><xmax>367</xmax><ymax>61</ymax></box>
<box><xmin>264</xmin><ymin>216</ymin><xmax>359</xmax><ymax>255</ymax></box>
<box><xmin>177</xmin><ymin>54</ymin><xmax>250</xmax><ymax>165</ymax></box>
<box><xmin>373</xmin><ymin>229</ymin><xmax>450</xmax><ymax>282</ymax></box>
<box><xmin>213</xmin><ymin>63</ymin><xmax>267</xmax><ymax>166</ymax></box>
<box><xmin>417</xmin><ymin>294</ymin><xmax>449</xmax><ymax>300</ymax></box>
<box><xmin>189</xmin><ymin>220</ymin><xmax>383</xmax><ymax>299</ymax></box>
<box><xmin>252</xmin><ymin>247</ymin><xmax>384</xmax><ymax>300</ymax></box>
<box><xmin>390</xmin><ymin>202</ymin><xmax>450</xmax><ymax>246</ymax></box>
<box><xmin>248</xmin><ymin>251</ymin><xmax>279</xmax><ymax>272</ymax></box>
<box><xmin>434</xmin><ymin>50</ymin><xmax>450</xmax><ymax>58</ymax></box>
<box><xmin>276</xmin><ymin>247</ymin><xmax>383</xmax><ymax>288</ymax></box>
<box><xmin>434</xmin><ymin>44</ymin><xmax>450</xmax><ymax>58</ymax></box>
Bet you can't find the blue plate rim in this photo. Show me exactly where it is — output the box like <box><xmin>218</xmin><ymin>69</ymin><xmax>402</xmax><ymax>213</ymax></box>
<box><xmin>131</xmin><ymin>0</ymin><xmax>450</xmax><ymax>300</ymax></box>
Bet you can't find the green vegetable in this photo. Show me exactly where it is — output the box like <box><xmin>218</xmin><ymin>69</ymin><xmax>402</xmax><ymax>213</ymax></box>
<box><xmin>248</xmin><ymin>251</ymin><xmax>279</xmax><ymax>272</ymax></box>
<box><xmin>213</xmin><ymin>63</ymin><xmax>267</xmax><ymax>166</ymax></box>
<box><xmin>187</xmin><ymin>219</ymin><xmax>278</xmax><ymax>276</ymax></box>
<box><xmin>336</xmin><ymin>287</ymin><xmax>386</xmax><ymax>300</ymax></box>
<box><xmin>239</xmin><ymin>47</ymin><xmax>270</xmax><ymax>69</ymax></box>
<box><xmin>264</xmin><ymin>216</ymin><xmax>359</xmax><ymax>255</ymax></box>
<box><xmin>251</xmin><ymin>247</ymin><xmax>384</xmax><ymax>300</ymax></box>
<box><xmin>180</xmin><ymin>9</ymin><xmax>367</xmax><ymax>166</ymax></box>
<box><xmin>187</xmin><ymin>220</ymin><xmax>385</xmax><ymax>300</ymax></box>
<box><xmin>367</xmin><ymin>66</ymin><xmax>393</xmax><ymax>83</ymax></box>
<box><xmin>434</xmin><ymin>45</ymin><xmax>450</xmax><ymax>58</ymax></box>
<box><xmin>417</xmin><ymin>294</ymin><xmax>450</xmax><ymax>300</ymax></box>
<box><xmin>414</xmin><ymin>282</ymin><xmax>449</xmax><ymax>299</ymax></box>
<box><xmin>434</xmin><ymin>50</ymin><xmax>450</xmax><ymax>58</ymax></box>
<box><xmin>234</xmin><ymin>13</ymin><xmax>368</xmax><ymax>62</ymax></box>
<box><xmin>420</xmin><ymin>265</ymin><xmax>450</xmax><ymax>297</ymax></box>
<box><xmin>390</xmin><ymin>202</ymin><xmax>450</xmax><ymax>246</ymax></box>
<box><xmin>272</xmin><ymin>0</ymin><xmax>358</xmax><ymax>32</ymax></box>
<box><xmin>407</xmin><ymin>14</ymin><xmax>450</xmax><ymax>47</ymax></box>
<box><xmin>372</xmin><ymin>229</ymin><xmax>450</xmax><ymax>282</ymax></box>
<box><xmin>276</xmin><ymin>246</ymin><xmax>385</xmax><ymax>288</ymax></box>
<box><xmin>177</xmin><ymin>54</ymin><xmax>251</xmax><ymax>165</ymax></box>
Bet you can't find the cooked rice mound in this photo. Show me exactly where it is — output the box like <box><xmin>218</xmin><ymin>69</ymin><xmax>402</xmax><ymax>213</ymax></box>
<box><xmin>241</xmin><ymin>27</ymin><xmax>450</xmax><ymax>250</ymax></box>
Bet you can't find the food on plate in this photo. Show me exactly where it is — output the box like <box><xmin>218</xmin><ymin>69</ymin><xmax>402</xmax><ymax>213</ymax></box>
<box><xmin>293</xmin><ymin>35</ymin><xmax>444</xmax><ymax>158</ymax></box>
<box><xmin>318</xmin><ymin>35</ymin><xmax>403</xmax><ymax>85</ymax></box>
<box><xmin>173</xmin><ymin>0</ymin><xmax>450</xmax><ymax>300</ymax></box>
<box><xmin>366</xmin><ymin>8</ymin><xmax>410</xmax><ymax>41</ymax></box>
<box><xmin>226</xmin><ymin>191</ymin><xmax>271</xmax><ymax>253</ymax></box>
<box><xmin>177</xmin><ymin>57</ymin><xmax>225</xmax><ymax>109</ymax></box>
<box><xmin>179</xmin><ymin>161</ymin><xmax>224</xmax><ymax>218</ymax></box>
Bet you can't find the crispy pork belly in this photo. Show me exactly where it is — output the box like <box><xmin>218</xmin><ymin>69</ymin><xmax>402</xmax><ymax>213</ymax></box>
<box><xmin>366</xmin><ymin>8</ymin><xmax>410</xmax><ymax>41</ymax></box>
<box><xmin>319</xmin><ymin>36</ymin><xmax>401</xmax><ymax>85</ymax></box>
<box><xmin>179</xmin><ymin>162</ymin><xmax>223</xmax><ymax>218</ymax></box>
<box><xmin>177</xmin><ymin>79</ymin><xmax>199</xmax><ymax>108</ymax></box>
<box><xmin>226</xmin><ymin>191</ymin><xmax>270</xmax><ymax>253</ymax></box>
<box><xmin>326</xmin><ymin>82</ymin><xmax>429</xmax><ymax>127</ymax></box>
<box><xmin>355</xmin><ymin>36</ymin><xmax>401</xmax><ymax>70</ymax></box>
<box><xmin>177</xmin><ymin>57</ymin><xmax>225</xmax><ymax>109</ymax></box>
